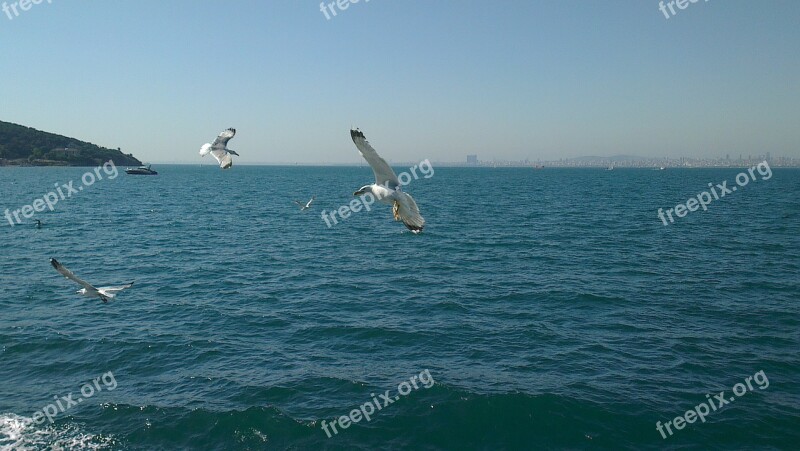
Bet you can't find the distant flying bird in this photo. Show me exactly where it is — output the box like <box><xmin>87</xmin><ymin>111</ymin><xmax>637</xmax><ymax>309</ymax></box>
<box><xmin>350</xmin><ymin>128</ymin><xmax>425</xmax><ymax>233</ymax></box>
<box><xmin>34</xmin><ymin>219</ymin><xmax>42</xmax><ymax>229</ymax></box>
<box><xmin>200</xmin><ymin>128</ymin><xmax>239</xmax><ymax>169</ymax></box>
<box><xmin>294</xmin><ymin>196</ymin><xmax>316</xmax><ymax>211</ymax></box>
<box><xmin>50</xmin><ymin>258</ymin><xmax>133</xmax><ymax>303</ymax></box>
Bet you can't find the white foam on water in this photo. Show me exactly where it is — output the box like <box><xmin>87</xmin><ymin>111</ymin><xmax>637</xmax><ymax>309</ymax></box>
<box><xmin>1</xmin><ymin>413</ymin><xmax>116</xmax><ymax>451</ymax></box>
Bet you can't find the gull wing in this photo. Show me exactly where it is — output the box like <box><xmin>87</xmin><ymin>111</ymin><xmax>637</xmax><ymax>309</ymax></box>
<box><xmin>394</xmin><ymin>192</ymin><xmax>425</xmax><ymax>233</ymax></box>
<box><xmin>212</xmin><ymin>128</ymin><xmax>236</xmax><ymax>148</ymax></box>
<box><xmin>50</xmin><ymin>258</ymin><xmax>97</xmax><ymax>292</ymax></box>
<box><xmin>350</xmin><ymin>129</ymin><xmax>400</xmax><ymax>190</ymax></box>
<box><xmin>98</xmin><ymin>282</ymin><xmax>134</xmax><ymax>296</ymax></box>
<box><xmin>210</xmin><ymin>149</ymin><xmax>233</xmax><ymax>169</ymax></box>
<box><xmin>306</xmin><ymin>196</ymin><xmax>316</xmax><ymax>208</ymax></box>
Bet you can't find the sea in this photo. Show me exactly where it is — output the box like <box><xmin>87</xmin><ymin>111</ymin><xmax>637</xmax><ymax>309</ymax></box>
<box><xmin>1</xmin><ymin>165</ymin><xmax>798</xmax><ymax>450</ymax></box>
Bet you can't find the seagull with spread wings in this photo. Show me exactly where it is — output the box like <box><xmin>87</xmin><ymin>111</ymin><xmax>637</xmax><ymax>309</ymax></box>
<box><xmin>200</xmin><ymin>128</ymin><xmax>239</xmax><ymax>169</ymax></box>
<box><xmin>350</xmin><ymin>128</ymin><xmax>425</xmax><ymax>233</ymax></box>
<box><xmin>294</xmin><ymin>196</ymin><xmax>316</xmax><ymax>211</ymax></box>
<box><xmin>50</xmin><ymin>258</ymin><xmax>133</xmax><ymax>303</ymax></box>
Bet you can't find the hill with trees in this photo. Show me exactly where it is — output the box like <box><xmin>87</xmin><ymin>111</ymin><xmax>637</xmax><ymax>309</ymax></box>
<box><xmin>0</xmin><ymin>120</ymin><xmax>142</xmax><ymax>167</ymax></box>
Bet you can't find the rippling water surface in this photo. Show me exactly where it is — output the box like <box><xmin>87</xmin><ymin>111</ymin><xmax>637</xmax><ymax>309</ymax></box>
<box><xmin>1</xmin><ymin>165</ymin><xmax>798</xmax><ymax>450</ymax></box>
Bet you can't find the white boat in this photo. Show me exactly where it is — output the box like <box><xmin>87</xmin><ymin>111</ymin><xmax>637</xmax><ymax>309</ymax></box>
<box><xmin>125</xmin><ymin>164</ymin><xmax>158</xmax><ymax>175</ymax></box>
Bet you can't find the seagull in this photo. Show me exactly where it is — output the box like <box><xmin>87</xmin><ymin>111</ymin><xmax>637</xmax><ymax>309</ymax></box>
<box><xmin>50</xmin><ymin>258</ymin><xmax>133</xmax><ymax>303</ymax></box>
<box><xmin>34</xmin><ymin>219</ymin><xmax>42</xmax><ymax>229</ymax></box>
<box><xmin>350</xmin><ymin>128</ymin><xmax>425</xmax><ymax>233</ymax></box>
<box><xmin>294</xmin><ymin>196</ymin><xmax>316</xmax><ymax>211</ymax></box>
<box><xmin>200</xmin><ymin>128</ymin><xmax>239</xmax><ymax>169</ymax></box>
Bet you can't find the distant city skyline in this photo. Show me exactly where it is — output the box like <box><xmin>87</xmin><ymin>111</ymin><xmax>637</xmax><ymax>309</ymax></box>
<box><xmin>459</xmin><ymin>153</ymin><xmax>799</xmax><ymax>168</ymax></box>
<box><xmin>1</xmin><ymin>1</ymin><xmax>798</xmax><ymax>164</ymax></box>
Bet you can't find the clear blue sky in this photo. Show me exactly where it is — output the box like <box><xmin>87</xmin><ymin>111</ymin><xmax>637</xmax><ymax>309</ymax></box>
<box><xmin>1</xmin><ymin>0</ymin><xmax>798</xmax><ymax>164</ymax></box>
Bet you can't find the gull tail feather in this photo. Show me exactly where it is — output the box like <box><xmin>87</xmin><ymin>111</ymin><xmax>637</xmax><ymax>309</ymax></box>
<box><xmin>393</xmin><ymin>201</ymin><xmax>401</xmax><ymax>221</ymax></box>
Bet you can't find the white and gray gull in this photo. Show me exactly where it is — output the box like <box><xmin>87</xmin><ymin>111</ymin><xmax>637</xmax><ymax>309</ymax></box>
<box><xmin>350</xmin><ymin>128</ymin><xmax>425</xmax><ymax>233</ymax></box>
<box><xmin>294</xmin><ymin>196</ymin><xmax>316</xmax><ymax>211</ymax></box>
<box><xmin>200</xmin><ymin>128</ymin><xmax>239</xmax><ymax>169</ymax></box>
<box><xmin>50</xmin><ymin>258</ymin><xmax>134</xmax><ymax>303</ymax></box>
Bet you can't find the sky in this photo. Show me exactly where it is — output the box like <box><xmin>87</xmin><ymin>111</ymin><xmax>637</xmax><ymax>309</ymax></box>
<box><xmin>1</xmin><ymin>0</ymin><xmax>798</xmax><ymax>164</ymax></box>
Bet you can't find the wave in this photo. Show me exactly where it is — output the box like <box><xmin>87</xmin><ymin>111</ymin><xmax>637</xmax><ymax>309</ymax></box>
<box><xmin>0</xmin><ymin>413</ymin><xmax>117</xmax><ymax>451</ymax></box>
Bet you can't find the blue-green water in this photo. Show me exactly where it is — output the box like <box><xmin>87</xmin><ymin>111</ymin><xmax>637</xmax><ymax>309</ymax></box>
<box><xmin>1</xmin><ymin>165</ymin><xmax>798</xmax><ymax>450</ymax></box>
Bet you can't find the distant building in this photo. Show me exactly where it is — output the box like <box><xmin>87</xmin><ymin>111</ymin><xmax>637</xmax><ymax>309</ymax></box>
<box><xmin>51</xmin><ymin>147</ymin><xmax>80</xmax><ymax>157</ymax></box>
<box><xmin>466</xmin><ymin>154</ymin><xmax>478</xmax><ymax>165</ymax></box>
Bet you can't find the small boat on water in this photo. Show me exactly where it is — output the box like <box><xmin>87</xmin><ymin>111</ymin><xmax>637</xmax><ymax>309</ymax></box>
<box><xmin>125</xmin><ymin>164</ymin><xmax>158</xmax><ymax>175</ymax></box>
